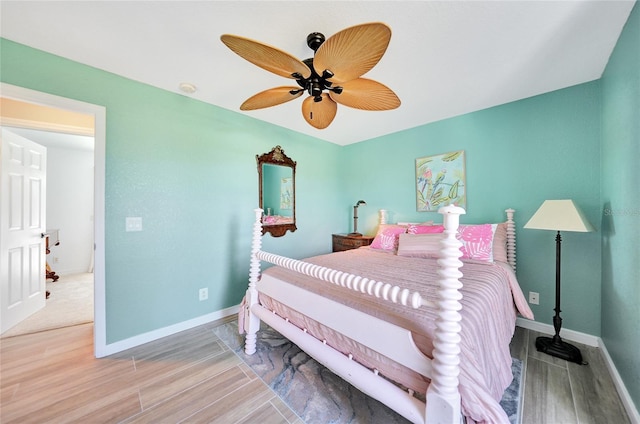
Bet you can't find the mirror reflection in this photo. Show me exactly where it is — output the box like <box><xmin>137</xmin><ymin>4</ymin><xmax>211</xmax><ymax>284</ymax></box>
<box><xmin>257</xmin><ymin>146</ymin><xmax>296</xmax><ymax>237</ymax></box>
<box><xmin>262</xmin><ymin>164</ymin><xmax>294</xmax><ymax>225</ymax></box>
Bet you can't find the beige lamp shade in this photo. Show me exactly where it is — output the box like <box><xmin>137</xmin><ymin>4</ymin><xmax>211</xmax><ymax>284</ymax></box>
<box><xmin>524</xmin><ymin>199</ymin><xmax>595</xmax><ymax>232</ymax></box>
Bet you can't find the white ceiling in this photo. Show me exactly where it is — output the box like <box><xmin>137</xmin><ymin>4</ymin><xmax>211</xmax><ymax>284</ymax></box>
<box><xmin>7</xmin><ymin>127</ymin><xmax>95</xmax><ymax>152</ymax></box>
<box><xmin>0</xmin><ymin>1</ymin><xmax>634</xmax><ymax>146</ymax></box>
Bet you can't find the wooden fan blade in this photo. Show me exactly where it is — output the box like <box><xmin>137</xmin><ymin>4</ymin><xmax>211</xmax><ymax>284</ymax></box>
<box><xmin>221</xmin><ymin>34</ymin><xmax>311</xmax><ymax>80</ymax></box>
<box><xmin>329</xmin><ymin>78</ymin><xmax>401</xmax><ymax>111</ymax></box>
<box><xmin>301</xmin><ymin>94</ymin><xmax>337</xmax><ymax>129</ymax></box>
<box><xmin>240</xmin><ymin>87</ymin><xmax>303</xmax><ymax>110</ymax></box>
<box><xmin>314</xmin><ymin>22</ymin><xmax>391</xmax><ymax>84</ymax></box>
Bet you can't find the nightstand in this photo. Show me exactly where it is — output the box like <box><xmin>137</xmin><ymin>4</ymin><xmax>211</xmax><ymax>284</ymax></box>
<box><xmin>332</xmin><ymin>233</ymin><xmax>374</xmax><ymax>252</ymax></box>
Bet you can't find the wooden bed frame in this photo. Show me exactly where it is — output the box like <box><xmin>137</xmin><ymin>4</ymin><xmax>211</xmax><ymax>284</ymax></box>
<box><xmin>243</xmin><ymin>205</ymin><xmax>516</xmax><ymax>424</ymax></box>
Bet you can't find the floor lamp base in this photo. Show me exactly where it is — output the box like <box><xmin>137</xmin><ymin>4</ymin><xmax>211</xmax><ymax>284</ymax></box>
<box><xmin>535</xmin><ymin>336</ymin><xmax>585</xmax><ymax>365</ymax></box>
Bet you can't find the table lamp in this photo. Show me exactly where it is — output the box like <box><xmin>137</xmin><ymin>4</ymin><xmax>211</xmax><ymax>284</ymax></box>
<box><xmin>349</xmin><ymin>200</ymin><xmax>366</xmax><ymax>236</ymax></box>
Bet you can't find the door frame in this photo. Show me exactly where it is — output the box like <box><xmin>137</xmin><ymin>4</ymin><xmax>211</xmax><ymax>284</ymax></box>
<box><xmin>1</xmin><ymin>83</ymin><xmax>107</xmax><ymax>357</ymax></box>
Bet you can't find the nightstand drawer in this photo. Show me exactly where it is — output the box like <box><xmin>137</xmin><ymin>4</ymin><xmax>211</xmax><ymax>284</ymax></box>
<box><xmin>332</xmin><ymin>234</ymin><xmax>374</xmax><ymax>252</ymax></box>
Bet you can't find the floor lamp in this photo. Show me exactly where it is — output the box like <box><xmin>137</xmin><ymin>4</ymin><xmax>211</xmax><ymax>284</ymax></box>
<box><xmin>349</xmin><ymin>200</ymin><xmax>366</xmax><ymax>236</ymax></box>
<box><xmin>524</xmin><ymin>199</ymin><xmax>594</xmax><ymax>365</ymax></box>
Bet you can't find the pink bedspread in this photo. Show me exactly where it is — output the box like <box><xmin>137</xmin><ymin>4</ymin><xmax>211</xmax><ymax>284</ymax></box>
<box><xmin>258</xmin><ymin>247</ymin><xmax>533</xmax><ymax>424</ymax></box>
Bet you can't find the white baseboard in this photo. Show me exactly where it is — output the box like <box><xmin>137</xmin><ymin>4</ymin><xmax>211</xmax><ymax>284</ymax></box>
<box><xmin>516</xmin><ymin>318</ymin><xmax>639</xmax><ymax>424</ymax></box>
<box><xmin>96</xmin><ymin>304</ymin><xmax>239</xmax><ymax>358</ymax></box>
<box><xmin>56</xmin><ymin>268</ymin><xmax>93</xmax><ymax>276</ymax></box>
<box><xmin>515</xmin><ymin>317</ymin><xmax>599</xmax><ymax>347</ymax></box>
<box><xmin>598</xmin><ymin>339</ymin><xmax>640</xmax><ymax>424</ymax></box>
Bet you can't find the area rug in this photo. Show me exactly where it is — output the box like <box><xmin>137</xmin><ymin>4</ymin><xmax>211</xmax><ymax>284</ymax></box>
<box><xmin>214</xmin><ymin>322</ymin><xmax>523</xmax><ymax>424</ymax></box>
<box><xmin>1</xmin><ymin>273</ymin><xmax>93</xmax><ymax>338</ymax></box>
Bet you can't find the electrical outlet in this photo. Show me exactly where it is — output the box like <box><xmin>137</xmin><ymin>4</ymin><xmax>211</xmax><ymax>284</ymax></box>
<box><xmin>529</xmin><ymin>291</ymin><xmax>539</xmax><ymax>305</ymax></box>
<box><xmin>199</xmin><ymin>288</ymin><xmax>208</xmax><ymax>301</ymax></box>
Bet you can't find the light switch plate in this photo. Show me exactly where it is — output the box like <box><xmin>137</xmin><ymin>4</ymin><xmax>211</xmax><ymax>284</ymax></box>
<box><xmin>125</xmin><ymin>217</ymin><xmax>143</xmax><ymax>232</ymax></box>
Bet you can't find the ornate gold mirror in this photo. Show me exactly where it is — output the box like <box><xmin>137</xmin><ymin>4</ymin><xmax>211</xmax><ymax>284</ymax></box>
<box><xmin>257</xmin><ymin>145</ymin><xmax>296</xmax><ymax>237</ymax></box>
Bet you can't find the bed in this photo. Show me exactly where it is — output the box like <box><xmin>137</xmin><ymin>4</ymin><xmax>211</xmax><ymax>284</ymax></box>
<box><xmin>240</xmin><ymin>205</ymin><xmax>533</xmax><ymax>424</ymax></box>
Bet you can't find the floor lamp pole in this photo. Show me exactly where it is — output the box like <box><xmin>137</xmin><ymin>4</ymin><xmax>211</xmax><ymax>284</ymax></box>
<box><xmin>535</xmin><ymin>231</ymin><xmax>585</xmax><ymax>364</ymax></box>
<box><xmin>553</xmin><ymin>230</ymin><xmax>563</xmax><ymax>344</ymax></box>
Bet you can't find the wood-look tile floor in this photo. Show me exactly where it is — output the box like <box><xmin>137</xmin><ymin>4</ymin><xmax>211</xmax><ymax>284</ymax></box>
<box><xmin>0</xmin><ymin>320</ymin><xmax>631</xmax><ymax>424</ymax></box>
<box><xmin>0</xmin><ymin>317</ymin><xmax>301</xmax><ymax>424</ymax></box>
<box><xmin>510</xmin><ymin>327</ymin><xmax>631</xmax><ymax>424</ymax></box>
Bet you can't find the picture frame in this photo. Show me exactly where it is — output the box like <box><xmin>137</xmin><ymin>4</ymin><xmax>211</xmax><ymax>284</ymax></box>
<box><xmin>416</xmin><ymin>150</ymin><xmax>466</xmax><ymax>211</ymax></box>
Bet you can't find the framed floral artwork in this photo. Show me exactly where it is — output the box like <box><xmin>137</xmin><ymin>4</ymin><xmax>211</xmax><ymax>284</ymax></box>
<box><xmin>280</xmin><ymin>177</ymin><xmax>293</xmax><ymax>210</ymax></box>
<box><xmin>416</xmin><ymin>150</ymin><xmax>466</xmax><ymax>211</ymax></box>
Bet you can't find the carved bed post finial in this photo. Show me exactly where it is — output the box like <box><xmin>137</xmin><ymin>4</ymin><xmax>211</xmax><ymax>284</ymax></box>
<box><xmin>245</xmin><ymin>208</ymin><xmax>264</xmax><ymax>355</ymax></box>
<box><xmin>427</xmin><ymin>204</ymin><xmax>465</xmax><ymax>422</ymax></box>
<box><xmin>379</xmin><ymin>209</ymin><xmax>388</xmax><ymax>225</ymax></box>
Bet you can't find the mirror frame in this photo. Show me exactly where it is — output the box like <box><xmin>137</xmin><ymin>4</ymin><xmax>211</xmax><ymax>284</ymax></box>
<box><xmin>257</xmin><ymin>145</ymin><xmax>297</xmax><ymax>237</ymax></box>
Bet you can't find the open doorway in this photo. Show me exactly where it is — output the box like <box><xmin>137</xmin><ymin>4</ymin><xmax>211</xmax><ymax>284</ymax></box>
<box><xmin>0</xmin><ymin>83</ymin><xmax>107</xmax><ymax>357</ymax></box>
<box><xmin>1</xmin><ymin>126</ymin><xmax>94</xmax><ymax>337</ymax></box>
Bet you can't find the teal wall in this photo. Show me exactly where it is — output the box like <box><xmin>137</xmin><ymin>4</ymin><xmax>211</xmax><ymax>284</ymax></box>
<box><xmin>343</xmin><ymin>82</ymin><xmax>603</xmax><ymax>336</ymax></box>
<box><xmin>0</xmin><ymin>39</ymin><xmax>346</xmax><ymax>343</ymax></box>
<box><xmin>601</xmin><ymin>2</ymin><xmax>640</xmax><ymax>411</ymax></box>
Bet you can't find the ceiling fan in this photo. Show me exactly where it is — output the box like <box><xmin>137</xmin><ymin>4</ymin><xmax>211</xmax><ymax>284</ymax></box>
<box><xmin>220</xmin><ymin>22</ymin><xmax>401</xmax><ymax>129</ymax></box>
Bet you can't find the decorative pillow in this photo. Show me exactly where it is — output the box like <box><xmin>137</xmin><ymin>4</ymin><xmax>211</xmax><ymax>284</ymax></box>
<box><xmin>456</xmin><ymin>223</ymin><xmax>497</xmax><ymax>262</ymax></box>
<box><xmin>397</xmin><ymin>233</ymin><xmax>444</xmax><ymax>259</ymax></box>
<box><xmin>263</xmin><ymin>215</ymin><xmax>277</xmax><ymax>225</ymax></box>
<box><xmin>407</xmin><ymin>224</ymin><xmax>445</xmax><ymax>234</ymax></box>
<box><xmin>370</xmin><ymin>224</ymin><xmax>407</xmax><ymax>251</ymax></box>
<box><xmin>492</xmin><ymin>223</ymin><xmax>508</xmax><ymax>263</ymax></box>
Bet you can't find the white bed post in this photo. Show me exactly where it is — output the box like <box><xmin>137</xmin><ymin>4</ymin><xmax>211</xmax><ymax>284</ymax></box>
<box><xmin>379</xmin><ymin>209</ymin><xmax>388</xmax><ymax>224</ymax></box>
<box><xmin>505</xmin><ymin>208</ymin><xmax>516</xmax><ymax>271</ymax></box>
<box><xmin>245</xmin><ymin>208</ymin><xmax>264</xmax><ymax>355</ymax></box>
<box><xmin>426</xmin><ymin>205</ymin><xmax>466</xmax><ymax>424</ymax></box>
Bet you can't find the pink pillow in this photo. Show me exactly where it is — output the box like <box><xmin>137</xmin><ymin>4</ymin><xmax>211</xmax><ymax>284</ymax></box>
<box><xmin>370</xmin><ymin>224</ymin><xmax>407</xmax><ymax>251</ymax></box>
<box><xmin>456</xmin><ymin>223</ymin><xmax>497</xmax><ymax>262</ymax></box>
<box><xmin>263</xmin><ymin>215</ymin><xmax>277</xmax><ymax>225</ymax></box>
<box><xmin>492</xmin><ymin>223</ymin><xmax>508</xmax><ymax>263</ymax></box>
<box><xmin>407</xmin><ymin>224</ymin><xmax>444</xmax><ymax>234</ymax></box>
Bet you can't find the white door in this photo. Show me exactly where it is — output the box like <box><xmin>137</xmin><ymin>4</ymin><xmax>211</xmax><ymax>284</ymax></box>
<box><xmin>0</xmin><ymin>128</ymin><xmax>47</xmax><ymax>334</ymax></box>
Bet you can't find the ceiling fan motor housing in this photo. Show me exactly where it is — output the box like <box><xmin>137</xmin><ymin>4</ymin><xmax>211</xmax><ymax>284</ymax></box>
<box><xmin>294</xmin><ymin>54</ymin><xmax>342</xmax><ymax>102</ymax></box>
<box><xmin>306</xmin><ymin>32</ymin><xmax>325</xmax><ymax>51</ymax></box>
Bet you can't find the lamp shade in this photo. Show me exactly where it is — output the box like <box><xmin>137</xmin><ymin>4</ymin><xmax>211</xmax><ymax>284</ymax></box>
<box><xmin>524</xmin><ymin>199</ymin><xmax>595</xmax><ymax>232</ymax></box>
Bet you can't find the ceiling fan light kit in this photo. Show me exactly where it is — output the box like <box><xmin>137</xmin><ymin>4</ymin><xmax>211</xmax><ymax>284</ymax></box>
<box><xmin>221</xmin><ymin>22</ymin><xmax>400</xmax><ymax>129</ymax></box>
